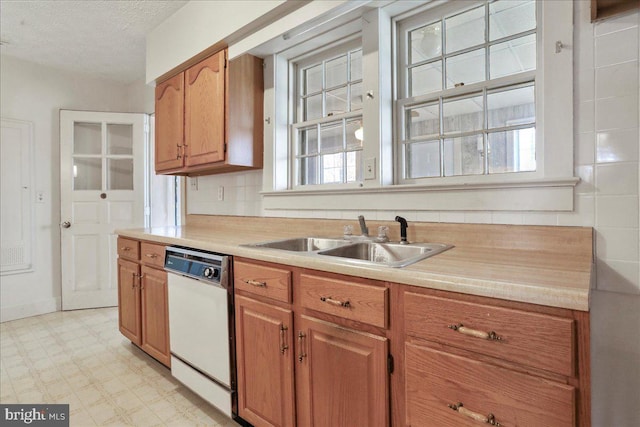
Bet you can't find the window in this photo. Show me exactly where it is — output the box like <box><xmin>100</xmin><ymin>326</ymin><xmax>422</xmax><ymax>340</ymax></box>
<box><xmin>397</xmin><ymin>0</ymin><xmax>538</xmax><ymax>182</ymax></box>
<box><xmin>291</xmin><ymin>43</ymin><xmax>363</xmax><ymax>187</ymax></box>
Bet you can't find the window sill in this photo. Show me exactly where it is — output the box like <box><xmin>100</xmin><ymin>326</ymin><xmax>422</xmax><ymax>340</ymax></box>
<box><xmin>262</xmin><ymin>177</ymin><xmax>579</xmax><ymax>212</ymax></box>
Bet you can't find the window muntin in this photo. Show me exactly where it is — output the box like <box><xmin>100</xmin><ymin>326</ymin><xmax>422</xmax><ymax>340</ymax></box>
<box><xmin>398</xmin><ymin>0</ymin><xmax>537</xmax><ymax>181</ymax></box>
<box><xmin>293</xmin><ymin>47</ymin><xmax>363</xmax><ymax>186</ymax></box>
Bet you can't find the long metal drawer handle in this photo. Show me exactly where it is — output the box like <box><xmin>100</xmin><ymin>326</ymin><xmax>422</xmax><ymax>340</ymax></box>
<box><xmin>448</xmin><ymin>323</ymin><xmax>502</xmax><ymax>341</ymax></box>
<box><xmin>297</xmin><ymin>332</ymin><xmax>306</xmax><ymax>362</ymax></box>
<box><xmin>121</xmin><ymin>247</ymin><xmax>131</xmax><ymax>251</ymax></box>
<box><xmin>244</xmin><ymin>279</ymin><xmax>266</xmax><ymax>288</ymax></box>
<box><xmin>279</xmin><ymin>325</ymin><xmax>289</xmax><ymax>354</ymax></box>
<box><xmin>145</xmin><ymin>253</ymin><xmax>158</xmax><ymax>258</ymax></box>
<box><xmin>320</xmin><ymin>296</ymin><xmax>350</xmax><ymax>308</ymax></box>
<box><xmin>448</xmin><ymin>402</ymin><xmax>501</xmax><ymax>426</ymax></box>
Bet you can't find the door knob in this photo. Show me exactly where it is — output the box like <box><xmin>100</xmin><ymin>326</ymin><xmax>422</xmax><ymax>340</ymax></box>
<box><xmin>61</xmin><ymin>221</ymin><xmax>71</xmax><ymax>228</ymax></box>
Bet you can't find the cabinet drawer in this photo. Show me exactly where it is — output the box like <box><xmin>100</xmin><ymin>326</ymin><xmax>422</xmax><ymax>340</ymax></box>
<box><xmin>299</xmin><ymin>274</ymin><xmax>388</xmax><ymax>328</ymax></box>
<box><xmin>234</xmin><ymin>261</ymin><xmax>292</xmax><ymax>303</ymax></box>
<box><xmin>404</xmin><ymin>293</ymin><xmax>575</xmax><ymax>376</ymax></box>
<box><xmin>405</xmin><ymin>343</ymin><xmax>575</xmax><ymax>427</ymax></box>
<box><xmin>140</xmin><ymin>242</ymin><xmax>165</xmax><ymax>268</ymax></box>
<box><xmin>118</xmin><ymin>237</ymin><xmax>140</xmax><ymax>261</ymax></box>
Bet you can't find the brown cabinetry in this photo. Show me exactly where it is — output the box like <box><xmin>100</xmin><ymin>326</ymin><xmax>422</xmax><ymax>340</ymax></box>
<box><xmin>154</xmin><ymin>49</ymin><xmax>263</xmax><ymax>176</ymax></box>
<box><xmin>116</xmin><ymin>236</ymin><xmax>171</xmax><ymax>368</ymax></box>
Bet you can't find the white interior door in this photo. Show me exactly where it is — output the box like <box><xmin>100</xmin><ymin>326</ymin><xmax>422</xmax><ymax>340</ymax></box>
<box><xmin>60</xmin><ymin>110</ymin><xmax>147</xmax><ymax>310</ymax></box>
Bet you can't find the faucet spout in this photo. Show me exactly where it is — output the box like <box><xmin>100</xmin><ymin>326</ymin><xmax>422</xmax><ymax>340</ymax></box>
<box><xmin>358</xmin><ymin>215</ymin><xmax>369</xmax><ymax>237</ymax></box>
<box><xmin>395</xmin><ymin>216</ymin><xmax>409</xmax><ymax>244</ymax></box>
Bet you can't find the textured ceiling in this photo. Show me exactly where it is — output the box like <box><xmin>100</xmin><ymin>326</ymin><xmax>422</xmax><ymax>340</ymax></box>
<box><xmin>0</xmin><ymin>0</ymin><xmax>188</xmax><ymax>84</ymax></box>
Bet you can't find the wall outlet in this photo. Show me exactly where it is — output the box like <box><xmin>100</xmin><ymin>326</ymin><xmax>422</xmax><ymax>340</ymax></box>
<box><xmin>190</xmin><ymin>177</ymin><xmax>198</xmax><ymax>191</ymax></box>
<box><xmin>217</xmin><ymin>186</ymin><xmax>224</xmax><ymax>201</ymax></box>
<box><xmin>364</xmin><ymin>157</ymin><xmax>376</xmax><ymax>180</ymax></box>
<box><xmin>36</xmin><ymin>191</ymin><xmax>45</xmax><ymax>203</ymax></box>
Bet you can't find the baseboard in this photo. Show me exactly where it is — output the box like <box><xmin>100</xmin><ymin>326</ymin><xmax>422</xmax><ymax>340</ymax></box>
<box><xmin>0</xmin><ymin>297</ymin><xmax>61</xmax><ymax>323</ymax></box>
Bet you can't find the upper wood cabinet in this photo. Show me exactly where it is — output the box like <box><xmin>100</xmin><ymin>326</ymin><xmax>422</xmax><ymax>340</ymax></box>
<box><xmin>154</xmin><ymin>49</ymin><xmax>263</xmax><ymax>176</ymax></box>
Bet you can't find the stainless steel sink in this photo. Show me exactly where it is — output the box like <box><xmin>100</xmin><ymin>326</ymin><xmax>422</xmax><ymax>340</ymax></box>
<box><xmin>247</xmin><ymin>237</ymin><xmax>350</xmax><ymax>252</ymax></box>
<box><xmin>318</xmin><ymin>241</ymin><xmax>453</xmax><ymax>268</ymax></box>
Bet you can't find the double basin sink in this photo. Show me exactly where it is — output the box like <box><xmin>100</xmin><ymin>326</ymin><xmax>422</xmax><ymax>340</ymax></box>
<box><xmin>245</xmin><ymin>237</ymin><xmax>453</xmax><ymax>268</ymax></box>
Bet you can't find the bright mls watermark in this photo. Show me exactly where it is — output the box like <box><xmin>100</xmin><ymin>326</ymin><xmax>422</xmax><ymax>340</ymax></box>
<box><xmin>1</xmin><ymin>405</ymin><xmax>69</xmax><ymax>426</ymax></box>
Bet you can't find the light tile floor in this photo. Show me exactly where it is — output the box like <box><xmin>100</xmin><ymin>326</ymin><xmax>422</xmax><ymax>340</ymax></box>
<box><xmin>0</xmin><ymin>308</ymin><xmax>238</xmax><ymax>426</ymax></box>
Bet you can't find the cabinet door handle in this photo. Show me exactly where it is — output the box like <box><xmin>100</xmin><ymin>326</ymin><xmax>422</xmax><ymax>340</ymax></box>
<box><xmin>297</xmin><ymin>332</ymin><xmax>307</xmax><ymax>362</ymax></box>
<box><xmin>447</xmin><ymin>402</ymin><xmax>501</xmax><ymax>426</ymax></box>
<box><xmin>177</xmin><ymin>144</ymin><xmax>182</xmax><ymax>159</ymax></box>
<box><xmin>279</xmin><ymin>325</ymin><xmax>289</xmax><ymax>354</ymax></box>
<box><xmin>244</xmin><ymin>279</ymin><xmax>266</xmax><ymax>288</ymax></box>
<box><xmin>320</xmin><ymin>296</ymin><xmax>350</xmax><ymax>308</ymax></box>
<box><xmin>145</xmin><ymin>253</ymin><xmax>158</xmax><ymax>259</ymax></box>
<box><xmin>448</xmin><ymin>323</ymin><xmax>502</xmax><ymax>341</ymax></box>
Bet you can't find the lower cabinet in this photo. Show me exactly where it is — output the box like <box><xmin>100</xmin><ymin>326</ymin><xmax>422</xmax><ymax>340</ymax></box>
<box><xmin>296</xmin><ymin>315</ymin><xmax>389</xmax><ymax>427</ymax></box>
<box><xmin>117</xmin><ymin>258</ymin><xmax>141</xmax><ymax>345</ymax></box>
<box><xmin>140</xmin><ymin>265</ymin><xmax>171</xmax><ymax>367</ymax></box>
<box><xmin>235</xmin><ymin>295</ymin><xmax>295</xmax><ymax>427</ymax></box>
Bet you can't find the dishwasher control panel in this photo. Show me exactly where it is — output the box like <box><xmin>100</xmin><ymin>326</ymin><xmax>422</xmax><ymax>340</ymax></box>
<box><xmin>165</xmin><ymin>246</ymin><xmax>228</xmax><ymax>287</ymax></box>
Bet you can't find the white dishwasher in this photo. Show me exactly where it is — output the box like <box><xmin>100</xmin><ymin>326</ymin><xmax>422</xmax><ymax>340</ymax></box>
<box><xmin>164</xmin><ymin>246</ymin><xmax>236</xmax><ymax>419</ymax></box>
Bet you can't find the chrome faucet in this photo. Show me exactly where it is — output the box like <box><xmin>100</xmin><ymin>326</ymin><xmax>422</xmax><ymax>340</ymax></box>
<box><xmin>357</xmin><ymin>215</ymin><xmax>369</xmax><ymax>237</ymax></box>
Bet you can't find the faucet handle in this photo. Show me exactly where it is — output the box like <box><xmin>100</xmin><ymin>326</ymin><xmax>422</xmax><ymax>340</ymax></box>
<box><xmin>343</xmin><ymin>225</ymin><xmax>354</xmax><ymax>238</ymax></box>
<box><xmin>376</xmin><ymin>226</ymin><xmax>389</xmax><ymax>242</ymax></box>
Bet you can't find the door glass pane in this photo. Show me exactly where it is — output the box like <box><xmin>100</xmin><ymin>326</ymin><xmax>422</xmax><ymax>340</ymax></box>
<box><xmin>488</xmin><ymin>128</ymin><xmax>536</xmax><ymax>173</ymax></box>
<box><xmin>487</xmin><ymin>85</ymin><xmax>535</xmax><ymax>129</ymax></box>
<box><xmin>304</xmin><ymin>64</ymin><xmax>322</xmax><ymax>95</ymax></box>
<box><xmin>443</xmin><ymin>95</ymin><xmax>484</xmax><ymax>134</ymax></box>
<box><xmin>326</xmin><ymin>55</ymin><xmax>348</xmax><ymax>88</ymax></box>
<box><xmin>326</xmin><ymin>86</ymin><xmax>348</xmax><ymax>116</ymax></box>
<box><xmin>74</xmin><ymin>122</ymin><xmax>101</xmax><ymax>155</ymax></box>
<box><xmin>444</xmin><ymin>135</ymin><xmax>485</xmax><ymax>176</ymax></box>
<box><xmin>320</xmin><ymin>122</ymin><xmax>343</xmax><ymax>153</ymax></box>
<box><xmin>445</xmin><ymin>6</ymin><xmax>485</xmax><ymax>53</ymax></box>
<box><xmin>410</xmin><ymin>22</ymin><xmax>442</xmax><ymax>63</ymax></box>
<box><xmin>73</xmin><ymin>158</ymin><xmax>101</xmax><ymax>190</ymax></box>
<box><xmin>489</xmin><ymin>0</ymin><xmax>535</xmax><ymax>41</ymax></box>
<box><xmin>108</xmin><ymin>159</ymin><xmax>133</xmax><ymax>190</ymax></box>
<box><xmin>411</xmin><ymin>60</ymin><xmax>443</xmax><ymax>96</ymax></box>
<box><xmin>446</xmin><ymin>48</ymin><xmax>486</xmax><ymax>89</ymax></box>
<box><xmin>407</xmin><ymin>140</ymin><xmax>441</xmax><ymax>178</ymax></box>
<box><xmin>407</xmin><ymin>104</ymin><xmax>440</xmax><ymax>139</ymax></box>
<box><xmin>107</xmin><ymin>124</ymin><xmax>133</xmax><ymax>155</ymax></box>
<box><xmin>490</xmin><ymin>34</ymin><xmax>536</xmax><ymax>79</ymax></box>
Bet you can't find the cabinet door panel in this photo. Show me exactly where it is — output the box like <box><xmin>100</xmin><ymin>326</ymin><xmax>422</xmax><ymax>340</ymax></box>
<box><xmin>140</xmin><ymin>266</ymin><xmax>170</xmax><ymax>367</ymax></box>
<box><xmin>405</xmin><ymin>343</ymin><xmax>575</xmax><ymax>427</ymax></box>
<box><xmin>117</xmin><ymin>258</ymin><xmax>141</xmax><ymax>345</ymax></box>
<box><xmin>185</xmin><ymin>50</ymin><xmax>226</xmax><ymax>167</ymax></box>
<box><xmin>155</xmin><ymin>73</ymin><xmax>185</xmax><ymax>172</ymax></box>
<box><xmin>235</xmin><ymin>295</ymin><xmax>295</xmax><ymax>427</ymax></box>
<box><xmin>297</xmin><ymin>315</ymin><xmax>388</xmax><ymax>427</ymax></box>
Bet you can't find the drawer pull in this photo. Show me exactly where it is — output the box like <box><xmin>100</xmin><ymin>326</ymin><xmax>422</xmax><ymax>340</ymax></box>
<box><xmin>121</xmin><ymin>246</ymin><xmax>131</xmax><ymax>251</ymax></box>
<box><xmin>448</xmin><ymin>402</ymin><xmax>501</xmax><ymax>426</ymax></box>
<box><xmin>244</xmin><ymin>279</ymin><xmax>266</xmax><ymax>287</ymax></box>
<box><xmin>297</xmin><ymin>332</ymin><xmax>307</xmax><ymax>362</ymax></box>
<box><xmin>448</xmin><ymin>323</ymin><xmax>502</xmax><ymax>341</ymax></box>
<box><xmin>145</xmin><ymin>253</ymin><xmax>158</xmax><ymax>259</ymax></box>
<box><xmin>279</xmin><ymin>325</ymin><xmax>289</xmax><ymax>354</ymax></box>
<box><xmin>320</xmin><ymin>296</ymin><xmax>351</xmax><ymax>308</ymax></box>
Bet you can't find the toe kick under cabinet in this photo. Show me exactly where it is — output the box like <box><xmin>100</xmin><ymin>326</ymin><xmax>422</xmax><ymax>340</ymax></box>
<box><xmin>233</xmin><ymin>257</ymin><xmax>590</xmax><ymax>427</ymax></box>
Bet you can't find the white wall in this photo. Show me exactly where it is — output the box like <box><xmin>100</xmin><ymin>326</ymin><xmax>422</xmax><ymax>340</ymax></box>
<box><xmin>186</xmin><ymin>2</ymin><xmax>640</xmax><ymax>425</ymax></box>
<box><xmin>0</xmin><ymin>55</ymin><xmax>145</xmax><ymax>322</ymax></box>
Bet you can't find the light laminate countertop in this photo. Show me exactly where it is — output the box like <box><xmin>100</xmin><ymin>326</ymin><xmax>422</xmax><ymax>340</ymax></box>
<box><xmin>117</xmin><ymin>225</ymin><xmax>593</xmax><ymax>311</ymax></box>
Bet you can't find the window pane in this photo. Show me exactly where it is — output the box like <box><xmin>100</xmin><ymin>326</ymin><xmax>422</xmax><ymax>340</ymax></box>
<box><xmin>299</xmin><ymin>127</ymin><xmax>318</xmax><ymax>155</ymax></box>
<box><xmin>304</xmin><ymin>95</ymin><xmax>322</xmax><ymax>121</ymax></box>
<box><xmin>487</xmin><ymin>85</ymin><xmax>535</xmax><ymax>129</ymax></box>
<box><xmin>490</xmin><ymin>34</ymin><xmax>536</xmax><ymax>79</ymax></box>
<box><xmin>322</xmin><ymin>152</ymin><xmax>344</xmax><ymax>184</ymax></box>
<box><xmin>300</xmin><ymin>156</ymin><xmax>318</xmax><ymax>185</ymax></box>
<box><xmin>326</xmin><ymin>55</ymin><xmax>348</xmax><ymax>88</ymax></box>
<box><xmin>410</xmin><ymin>22</ymin><xmax>442</xmax><ymax>63</ymax></box>
<box><xmin>410</xmin><ymin>60</ymin><xmax>442</xmax><ymax>96</ymax></box>
<box><xmin>74</xmin><ymin>122</ymin><xmax>101</xmax><ymax>155</ymax></box>
<box><xmin>326</xmin><ymin>86</ymin><xmax>348</xmax><ymax>116</ymax></box>
<box><xmin>346</xmin><ymin>119</ymin><xmax>363</xmax><ymax>149</ymax></box>
<box><xmin>350</xmin><ymin>82</ymin><xmax>363</xmax><ymax>111</ymax></box>
<box><xmin>444</xmin><ymin>135</ymin><xmax>485</xmax><ymax>176</ymax></box>
<box><xmin>407</xmin><ymin>104</ymin><xmax>440</xmax><ymax>139</ymax></box>
<box><xmin>406</xmin><ymin>140</ymin><xmax>441</xmax><ymax>178</ymax></box>
<box><xmin>108</xmin><ymin>159</ymin><xmax>133</xmax><ymax>190</ymax></box>
<box><xmin>304</xmin><ymin>64</ymin><xmax>322</xmax><ymax>95</ymax></box>
<box><xmin>445</xmin><ymin>6</ymin><xmax>485</xmax><ymax>53</ymax></box>
<box><xmin>446</xmin><ymin>48</ymin><xmax>485</xmax><ymax>89</ymax></box>
<box><xmin>107</xmin><ymin>124</ymin><xmax>133</xmax><ymax>155</ymax></box>
<box><xmin>320</xmin><ymin>122</ymin><xmax>343</xmax><ymax>153</ymax></box>
<box><xmin>346</xmin><ymin>150</ymin><xmax>362</xmax><ymax>182</ymax></box>
<box><xmin>350</xmin><ymin>50</ymin><xmax>362</xmax><ymax>81</ymax></box>
<box><xmin>443</xmin><ymin>95</ymin><xmax>484</xmax><ymax>134</ymax></box>
<box><xmin>74</xmin><ymin>158</ymin><xmax>101</xmax><ymax>190</ymax></box>
<box><xmin>488</xmin><ymin>128</ymin><xmax>536</xmax><ymax>173</ymax></box>
<box><xmin>490</xmin><ymin>0</ymin><xmax>535</xmax><ymax>41</ymax></box>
